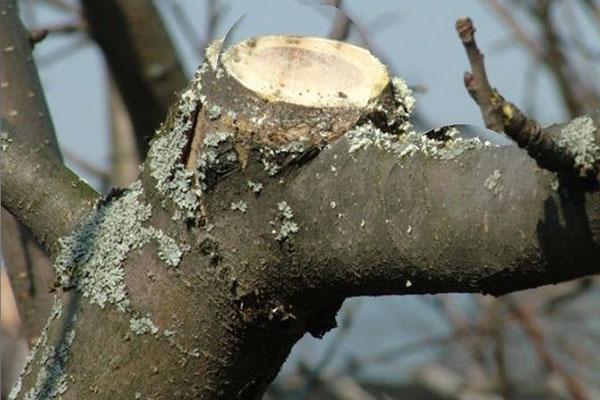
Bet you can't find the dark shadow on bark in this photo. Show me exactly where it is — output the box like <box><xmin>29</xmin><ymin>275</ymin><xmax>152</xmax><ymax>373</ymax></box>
<box><xmin>34</xmin><ymin>292</ymin><xmax>80</xmax><ymax>398</ymax></box>
<box><xmin>537</xmin><ymin>177</ymin><xmax>600</xmax><ymax>282</ymax></box>
<box><xmin>16</xmin><ymin>224</ymin><xmax>38</xmax><ymax>297</ymax></box>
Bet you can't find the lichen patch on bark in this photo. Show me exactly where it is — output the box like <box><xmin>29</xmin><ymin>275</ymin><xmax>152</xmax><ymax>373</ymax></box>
<box><xmin>8</xmin><ymin>298</ymin><xmax>75</xmax><ymax>400</ymax></box>
<box><xmin>556</xmin><ymin>115</ymin><xmax>600</xmax><ymax>177</ymax></box>
<box><xmin>53</xmin><ymin>181</ymin><xmax>185</xmax><ymax>312</ymax></box>
<box><xmin>346</xmin><ymin>123</ymin><xmax>494</xmax><ymax>161</ymax></box>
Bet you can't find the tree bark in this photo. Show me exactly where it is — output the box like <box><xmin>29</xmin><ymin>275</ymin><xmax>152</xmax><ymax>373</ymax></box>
<box><xmin>4</xmin><ymin>33</ymin><xmax>600</xmax><ymax>400</ymax></box>
<box><xmin>0</xmin><ymin>0</ymin><xmax>98</xmax><ymax>343</ymax></box>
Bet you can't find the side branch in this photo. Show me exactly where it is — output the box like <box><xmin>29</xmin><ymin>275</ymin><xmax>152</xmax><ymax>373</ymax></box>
<box><xmin>1</xmin><ymin>0</ymin><xmax>99</xmax><ymax>257</ymax></box>
<box><xmin>1</xmin><ymin>120</ymin><xmax>99</xmax><ymax>257</ymax></box>
<box><xmin>456</xmin><ymin>17</ymin><xmax>600</xmax><ymax>182</ymax></box>
<box><xmin>280</xmin><ymin>124</ymin><xmax>600</xmax><ymax>300</ymax></box>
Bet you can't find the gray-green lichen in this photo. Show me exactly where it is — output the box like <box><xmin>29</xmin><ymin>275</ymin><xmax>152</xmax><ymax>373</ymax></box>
<box><xmin>550</xmin><ymin>174</ymin><xmax>560</xmax><ymax>191</ymax></box>
<box><xmin>484</xmin><ymin>170</ymin><xmax>503</xmax><ymax>195</ymax></box>
<box><xmin>9</xmin><ymin>298</ymin><xmax>76</xmax><ymax>400</ymax></box>
<box><xmin>230</xmin><ymin>200</ymin><xmax>248</xmax><ymax>213</ymax></box>
<box><xmin>556</xmin><ymin>115</ymin><xmax>600</xmax><ymax>176</ymax></box>
<box><xmin>347</xmin><ymin>123</ymin><xmax>492</xmax><ymax>161</ymax></box>
<box><xmin>208</xmin><ymin>104</ymin><xmax>222</xmax><ymax>120</ymax></box>
<box><xmin>1</xmin><ymin>130</ymin><xmax>12</xmax><ymax>151</ymax></box>
<box><xmin>274</xmin><ymin>201</ymin><xmax>299</xmax><ymax>241</ymax></box>
<box><xmin>53</xmin><ymin>181</ymin><xmax>184</xmax><ymax>312</ymax></box>
<box><xmin>365</xmin><ymin>75</ymin><xmax>416</xmax><ymax>131</ymax></box>
<box><xmin>259</xmin><ymin>140</ymin><xmax>311</xmax><ymax>177</ymax></box>
<box><xmin>147</xmin><ymin>70</ymin><xmax>205</xmax><ymax>221</ymax></box>
<box><xmin>248</xmin><ymin>180</ymin><xmax>263</xmax><ymax>194</ymax></box>
<box><xmin>390</xmin><ymin>76</ymin><xmax>416</xmax><ymax>130</ymax></box>
<box><xmin>129</xmin><ymin>315</ymin><xmax>159</xmax><ymax>336</ymax></box>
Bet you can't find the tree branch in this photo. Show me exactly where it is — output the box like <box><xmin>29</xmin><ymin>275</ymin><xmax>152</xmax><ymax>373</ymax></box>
<box><xmin>80</xmin><ymin>0</ymin><xmax>187</xmax><ymax>158</ymax></box>
<box><xmin>456</xmin><ymin>17</ymin><xmax>600</xmax><ymax>181</ymax></box>
<box><xmin>1</xmin><ymin>209</ymin><xmax>55</xmax><ymax>342</ymax></box>
<box><xmin>327</xmin><ymin>0</ymin><xmax>352</xmax><ymax>41</ymax></box>
<box><xmin>268</xmin><ymin>123</ymin><xmax>600</xmax><ymax>301</ymax></box>
<box><xmin>1</xmin><ymin>0</ymin><xmax>99</xmax><ymax>256</ymax></box>
<box><xmin>1</xmin><ymin>120</ymin><xmax>99</xmax><ymax>256</ymax></box>
<box><xmin>0</xmin><ymin>0</ymin><xmax>60</xmax><ymax>157</ymax></box>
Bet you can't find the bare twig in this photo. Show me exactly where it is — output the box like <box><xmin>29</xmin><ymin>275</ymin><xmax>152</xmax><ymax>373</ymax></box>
<box><xmin>327</xmin><ymin>0</ymin><xmax>351</xmax><ymax>41</ymax></box>
<box><xmin>485</xmin><ymin>0</ymin><xmax>600</xmax><ymax>115</ymax></box>
<box><xmin>455</xmin><ymin>17</ymin><xmax>505</xmax><ymax>132</ymax></box>
<box><xmin>29</xmin><ymin>20</ymin><xmax>87</xmax><ymax>52</ymax></box>
<box><xmin>490</xmin><ymin>300</ymin><xmax>513</xmax><ymax>399</ymax></box>
<box><xmin>456</xmin><ymin>17</ymin><xmax>600</xmax><ymax>181</ymax></box>
<box><xmin>28</xmin><ymin>29</ymin><xmax>48</xmax><ymax>47</ymax></box>
<box><xmin>507</xmin><ymin>300</ymin><xmax>592</xmax><ymax>400</ymax></box>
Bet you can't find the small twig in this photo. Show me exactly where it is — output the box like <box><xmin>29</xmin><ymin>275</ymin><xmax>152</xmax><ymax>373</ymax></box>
<box><xmin>455</xmin><ymin>17</ymin><xmax>505</xmax><ymax>132</ymax></box>
<box><xmin>28</xmin><ymin>21</ymin><xmax>85</xmax><ymax>48</ymax></box>
<box><xmin>455</xmin><ymin>17</ymin><xmax>550</xmax><ymax>170</ymax></box>
<box><xmin>483</xmin><ymin>0</ymin><xmax>600</xmax><ymax>114</ymax></box>
<box><xmin>507</xmin><ymin>300</ymin><xmax>592</xmax><ymax>400</ymax></box>
<box><xmin>327</xmin><ymin>0</ymin><xmax>351</xmax><ymax>41</ymax></box>
<box><xmin>456</xmin><ymin>17</ymin><xmax>600</xmax><ymax>181</ymax></box>
<box><xmin>543</xmin><ymin>278</ymin><xmax>596</xmax><ymax>313</ymax></box>
<box><xmin>490</xmin><ymin>299</ymin><xmax>513</xmax><ymax>399</ymax></box>
<box><xmin>484</xmin><ymin>0</ymin><xmax>545</xmax><ymax>58</ymax></box>
<box><xmin>28</xmin><ymin>29</ymin><xmax>48</xmax><ymax>47</ymax></box>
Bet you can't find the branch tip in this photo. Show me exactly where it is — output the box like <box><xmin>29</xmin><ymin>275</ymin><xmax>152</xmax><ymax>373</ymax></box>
<box><xmin>28</xmin><ymin>29</ymin><xmax>49</xmax><ymax>47</ymax></box>
<box><xmin>455</xmin><ymin>17</ymin><xmax>475</xmax><ymax>43</ymax></box>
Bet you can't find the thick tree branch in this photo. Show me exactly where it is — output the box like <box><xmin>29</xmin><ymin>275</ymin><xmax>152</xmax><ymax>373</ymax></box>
<box><xmin>1</xmin><ymin>121</ymin><xmax>99</xmax><ymax>256</ymax></box>
<box><xmin>1</xmin><ymin>1</ymin><xmax>96</xmax><ymax>354</ymax></box>
<box><xmin>81</xmin><ymin>0</ymin><xmax>187</xmax><ymax>158</ymax></box>
<box><xmin>1</xmin><ymin>0</ymin><xmax>100</xmax><ymax>256</ymax></box>
<box><xmin>1</xmin><ymin>209</ymin><xmax>56</xmax><ymax>342</ymax></box>
<box><xmin>0</xmin><ymin>0</ymin><xmax>59</xmax><ymax>157</ymax></box>
<box><xmin>7</xmin><ymin>30</ymin><xmax>600</xmax><ymax>400</ymax></box>
<box><xmin>222</xmin><ymin>121</ymin><xmax>600</xmax><ymax>303</ymax></box>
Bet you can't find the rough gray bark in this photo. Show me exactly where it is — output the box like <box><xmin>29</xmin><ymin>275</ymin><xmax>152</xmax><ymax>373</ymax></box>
<box><xmin>1</xmin><ymin>209</ymin><xmax>55</xmax><ymax>342</ymax></box>
<box><xmin>2</xmin><ymin>7</ymin><xmax>600</xmax><ymax>400</ymax></box>
<box><xmin>0</xmin><ymin>0</ymin><xmax>98</xmax><ymax>342</ymax></box>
